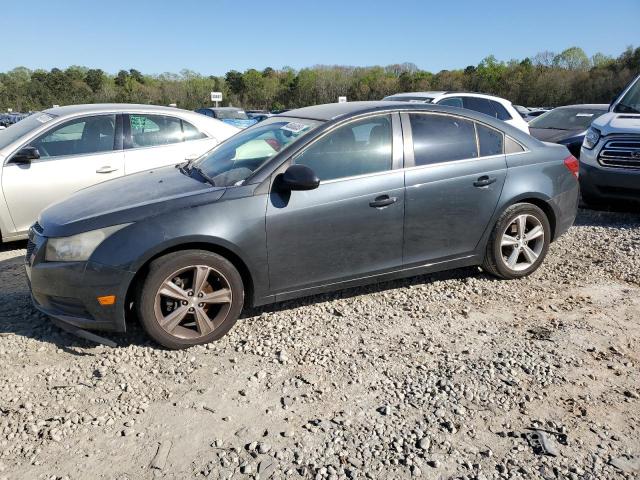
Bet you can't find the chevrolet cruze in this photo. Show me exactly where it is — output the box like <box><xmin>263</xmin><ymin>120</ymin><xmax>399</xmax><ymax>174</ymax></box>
<box><xmin>26</xmin><ymin>102</ymin><xmax>579</xmax><ymax>349</ymax></box>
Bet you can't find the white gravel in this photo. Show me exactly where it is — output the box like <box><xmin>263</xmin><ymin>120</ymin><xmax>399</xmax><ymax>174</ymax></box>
<box><xmin>0</xmin><ymin>207</ymin><xmax>638</xmax><ymax>480</ymax></box>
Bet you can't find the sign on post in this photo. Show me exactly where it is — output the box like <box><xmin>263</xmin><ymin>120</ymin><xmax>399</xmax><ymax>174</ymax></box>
<box><xmin>210</xmin><ymin>92</ymin><xmax>223</xmax><ymax>106</ymax></box>
<box><xmin>338</xmin><ymin>96</ymin><xmax>347</xmax><ymax>103</ymax></box>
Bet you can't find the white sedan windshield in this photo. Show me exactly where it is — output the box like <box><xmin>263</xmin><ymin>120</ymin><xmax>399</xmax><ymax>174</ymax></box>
<box><xmin>0</xmin><ymin>113</ymin><xmax>56</xmax><ymax>150</ymax></box>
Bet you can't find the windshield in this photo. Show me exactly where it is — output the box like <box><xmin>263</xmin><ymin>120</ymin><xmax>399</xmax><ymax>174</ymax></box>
<box><xmin>384</xmin><ymin>96</ymin><xmax>434</xmax><ymax>103</ymax></box>
<box><xmin>614</xmin><ymin>76</ymin><xmax>640</xmax><ymax>114</ymax></box>
<box><xmin>194</xmin><ymin>117</ymin><xmax>322</xmax><ymax>187</ymax></box>
<box><xmin>0</xmin><ymin>112</ymin><xmax>55</xmax><ymax>150</ymax></box>
<box><xmin>529</xmin><ymin>107</ymin><xmax>606</xmax><ymax>130</ymax></box>
<box><xmin>215</xmin><ymin>109</ymin><xmax>250</xmax><ymax>120</ymax></box>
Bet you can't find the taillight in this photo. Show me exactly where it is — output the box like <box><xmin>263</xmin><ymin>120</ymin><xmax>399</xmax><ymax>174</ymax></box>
<box><xmin>564</xmin><ymin>155</ymin><xmax>579</xmax><ymax>179</ymax></box>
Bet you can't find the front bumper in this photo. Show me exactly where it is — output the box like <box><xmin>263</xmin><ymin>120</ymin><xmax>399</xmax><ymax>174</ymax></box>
<box><xmin>580</xmin><ymin>142</ymin><xmax>640</xmax><ymax>202</ymax></box>
<box><xmin>26</xmin><ymin>231</ymin><xmax>134</xmax><ymax>333</ymax></box>
<box><xmin>579</xmin><ymin>161</ymin><xmax>640</xmax><ymax>202</ymax></box>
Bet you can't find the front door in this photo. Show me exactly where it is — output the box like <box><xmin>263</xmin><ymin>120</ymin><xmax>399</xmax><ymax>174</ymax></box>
<box><xmin>402</xmin><ymin>112</ymin><xmax>507</xmax><ymax>266</ymax></box>
<box><xmin>2</xmin><ymin>114</ymin><xmax>123</xmax><ymax>234</ymax></box>
<box><xmin>266</xmin><ymin>114</ymin><xmax>405</xmax><ymax>295</ymax></box>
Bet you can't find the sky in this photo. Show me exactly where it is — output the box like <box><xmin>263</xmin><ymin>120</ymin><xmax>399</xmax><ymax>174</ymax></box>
<box><xmin>1</xmin><ymin>0</ymin><xmax>638</xmax><ymax>75</ymax></box>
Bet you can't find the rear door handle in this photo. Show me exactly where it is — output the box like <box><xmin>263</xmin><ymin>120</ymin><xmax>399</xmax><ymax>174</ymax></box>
<box><xmin>473</xmin><ymin>175</ymin><xmax>497</xmax><ymax>187</ymax></box>
<box><xmin>96</xmin><ymin>166</ymin><xmax>118</xmax><ymax>174</ymax></box>
<box><xmin>369</xmin><ymin>195</ymin><xmax>398</xmax><ymax>208</ymax></box>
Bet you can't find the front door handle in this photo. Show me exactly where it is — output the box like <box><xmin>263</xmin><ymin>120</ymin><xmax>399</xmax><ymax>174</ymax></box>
<box><xmin>96</xmin><ymin>166</ymin><xmax>118</xmax><ymax>174</ymax></box>
<box><xmin>473</xmin><ymin>175</ymin><xmax>497</xmax><ymax>187</ymax></box>
<box><xmin>369</xmin><ymin>195</ymin><xmax>398</xmax><ymax>208</ymax></box>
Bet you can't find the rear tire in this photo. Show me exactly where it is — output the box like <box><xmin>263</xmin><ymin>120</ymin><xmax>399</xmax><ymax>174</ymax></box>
<box><xmin>137</xmin><ymin>250</ymin><xmax>244</xmax><ymax>349</ymax></box>
<box><xmin>482</xmin><ymin>203</ymin><xmax>551</xmax><ymax>280</ymax></box>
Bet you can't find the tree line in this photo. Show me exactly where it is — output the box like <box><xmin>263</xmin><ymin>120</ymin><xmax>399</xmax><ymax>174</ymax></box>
<box><xmin>1</xmin><ymin>46</ymin><xmax>638</xmax><ymax>113</ymax></box>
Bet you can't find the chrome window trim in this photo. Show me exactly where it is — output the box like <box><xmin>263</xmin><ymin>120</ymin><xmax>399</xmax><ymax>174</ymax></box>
<box><xmin>319</xmin><ymin>167</ymin><xmax>403</xmax><ymax>185</ymax></box>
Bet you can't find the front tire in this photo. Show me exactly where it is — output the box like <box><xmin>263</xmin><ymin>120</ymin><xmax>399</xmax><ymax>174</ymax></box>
<box><xmin>482</xmin><ymin>203</ymin><xmax>551</xmax><ymax>280</ymax></box>
<box><xmin>137</xmin><ymin>250</ymin><xmax>244</xmax><ymax>349</ymax></box>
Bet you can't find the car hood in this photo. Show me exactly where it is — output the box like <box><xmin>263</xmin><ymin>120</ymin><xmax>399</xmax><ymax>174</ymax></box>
<box><xmin>592</xmin><ymin>112</ymin><xmax>640</xmax><ymax>136</ymax></box>
<box><xmin>529</xmin><ymin>128</ymin><xmax>583</xmax><ymax>143</ymax></box>
<box><xmin>39</xmin><ymin>165</ymin><xmax>226</xmax><ymax>238</ymax></box>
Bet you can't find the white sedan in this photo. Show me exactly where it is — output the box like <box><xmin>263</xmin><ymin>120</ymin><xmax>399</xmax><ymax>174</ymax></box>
<box><xmin>0</xmin><ymin>104</ymin><xmax>239</xmax><ymax>242</ymax></box>
<box><xmin>383</xmin><ymin>91</ymin><xmax>531</xmax><ymax>133</ymax></box>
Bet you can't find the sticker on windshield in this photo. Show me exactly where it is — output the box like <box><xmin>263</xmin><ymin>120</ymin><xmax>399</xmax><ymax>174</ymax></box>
<box><xmin>576</xmin><ymin>113</ymin><xmax>594</xmax><ymax>117</ymax></box>
<box><xmin>281</xmin><ymin>122</ymin><xmax>309</xmax><ymax>134</ymax></box>
<box><xmin>36</xmin><ymin>114</ymin><xmax>53</xmax><ymax>123</ymax></box>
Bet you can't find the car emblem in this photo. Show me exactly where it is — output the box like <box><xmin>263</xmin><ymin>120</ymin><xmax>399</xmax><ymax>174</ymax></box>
<box><xmin>633</xmin><ymin>151</ymin><xmax>640</xmax><ymax>159</ymax></box>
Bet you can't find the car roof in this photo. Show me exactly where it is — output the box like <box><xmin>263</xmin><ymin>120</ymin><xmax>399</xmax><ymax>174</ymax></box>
<box><xmin>384</xmin><ymin>91</ymin><xmax>447</xmax><ymax>98</ymax></box>
<box><xmin>43</xmin><ymin>103</ymin><xmax>194</xmax><ymax>116</ymax></box>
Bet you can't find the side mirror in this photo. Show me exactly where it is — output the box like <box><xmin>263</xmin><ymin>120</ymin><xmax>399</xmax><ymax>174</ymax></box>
<box><xmin>279</xmin><ymin>164</ymin><xmax>320</xmax><ymax>191</ymax></box>
<box><xmin>11</xmin><ymin>146</ymin><xmax>40</xmax><ymax>164</ymax></box>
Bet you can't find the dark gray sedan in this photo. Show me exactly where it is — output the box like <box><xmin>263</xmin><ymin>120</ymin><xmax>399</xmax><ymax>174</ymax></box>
<box><xmin>27</xmin><ymin>102</ymin><xmax>579</xmax><ymax>348</ymax></box>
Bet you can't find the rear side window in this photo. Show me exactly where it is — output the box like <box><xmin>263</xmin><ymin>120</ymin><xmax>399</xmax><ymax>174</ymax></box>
<box><xmin>409</xmin><ymin>114</ymin><xmax>477</xmax><ymax>165</ymax></box>
<box><xmin>477</xmin><ymin>123</ymin><xmax>504</xmax><ymax>156</ymax></box>
<box><xmin>438</xmin><ymin>97</ymin><xmax>463</xmax><ymax>108</ymax></box>
<box><xmin>31</xmin><ymin>115</ymin><xmax>116</xmax><ymax>158</ymax></box>
<box><xmin>129</xmin><ymin>114</ymin><xmax>183</xmax><ymax>148</ymax></box>
<box><xmin>489</xmin><ymin>100</ymin><xmax>512</xmax><ymax>120</ymax></box>
<box><xmin>182</xmin><ymin>120</ymin><xmax>207</xmax><ymax>141</ymax></box>
<box><xmin>294</xmin><ymin>115</ymin><xmax>392</xmax><ymax>181</ymax></box>
<box><xmin>462</xmin><ymin>97</ymin><xmax>494</xmax><ymax>117</ymax></box>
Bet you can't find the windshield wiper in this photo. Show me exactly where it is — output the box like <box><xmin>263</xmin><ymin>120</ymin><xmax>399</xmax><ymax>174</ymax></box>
<box><xmin>190</xmin><ymin>164</ymin><xmax>216</xmax><ymax>187</ymax></box>
<box><xmin>176</xmin><ymin>158</ymin><xmax>194</xmax><ymax>175</ymax></box>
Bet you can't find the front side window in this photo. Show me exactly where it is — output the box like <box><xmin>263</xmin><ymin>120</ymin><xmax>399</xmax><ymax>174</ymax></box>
<box><xmin>294</xmin><ymin>115</ymin><xmax>393</xmax><ymax>181</ymax></box>
<box><xmin>129</xmin><ymin>114</ymin><xmax>182</xmax><ymax>148</ymax></box>
<box><xmin>409</xmin><ymin>114</ymin><xmax>477</xmax><ymax>165</ymax></box>
<box><xmin>195</xmin><ymin>117</ymin><xmax>321</xmax><ymax>187</ymax></box>
<box><xmin>31</xmin><ymin>115</ymin><xmax>116</xmax><ymax>158</ymax></box>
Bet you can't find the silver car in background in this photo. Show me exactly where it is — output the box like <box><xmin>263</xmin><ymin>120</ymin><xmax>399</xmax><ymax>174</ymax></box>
<box><xmin>0</xmin><ymin>104</ymin><xmax>239</xmax><ymax>242</ymax></box>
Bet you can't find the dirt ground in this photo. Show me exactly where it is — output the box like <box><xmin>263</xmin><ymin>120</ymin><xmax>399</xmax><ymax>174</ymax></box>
<box><xmin>0</xmin><ymin>207</ymin><xmax>638</xmax><ymax>480</ymax></box>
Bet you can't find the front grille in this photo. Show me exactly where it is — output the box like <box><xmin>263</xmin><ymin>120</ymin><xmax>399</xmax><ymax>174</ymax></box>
<box><xmin>32</xmin><ymin>222</ymin><xmax>44</xmax><ymax>234</ymax></box>
<box><xmin>598</xmin><ymin>137</ymin><xmax>640</xmax><ymax>169</ymax></box>
<box><xmin>25</xmin><ymin>239</ymin><xmax>36</xmax><ymax>263</ymax></box>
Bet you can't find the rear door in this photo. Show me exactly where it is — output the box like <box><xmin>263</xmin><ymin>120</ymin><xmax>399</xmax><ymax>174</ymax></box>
<box><xmin>2</xmin><ymin>114</ymin><xmax>124</xmax><ymax>233</ymax></box>
<box><xmin>401</xmin><ymin>112</ymin><xmax>507</xmax><ymax>266</ymax></box>
<box><xmin>123</xmin><ymin>113</ymin><xmax>216</xmax><ymax>174</ymax></box>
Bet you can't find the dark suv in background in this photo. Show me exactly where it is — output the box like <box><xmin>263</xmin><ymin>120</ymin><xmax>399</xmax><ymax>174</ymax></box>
<box><xmin>27</xmin><ymin>102</ymin><xmax>579</xmax><ymax>348</ymax></box>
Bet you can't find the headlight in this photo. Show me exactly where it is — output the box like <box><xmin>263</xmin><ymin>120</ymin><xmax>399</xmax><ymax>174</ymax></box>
<box><xmin>45</xmin><ymin>224</ymin><xmax>129</xmax><ymax>262</ymax></box>
<box><xmin>583</xmin><ymin>127</ymin><xmax>600</xmax><ymax>150</ymax></box>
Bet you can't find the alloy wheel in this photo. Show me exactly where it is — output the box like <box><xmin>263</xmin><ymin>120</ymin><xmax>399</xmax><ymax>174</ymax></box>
<box><xmin>154</xmin><ymin>265</ymin><xmax>233</xmax><ymax>340</ymax></box>
<box><xmin>500</xmin><ymin>214</ymin><xmax>545</xmax><ymax>272</ymax></box>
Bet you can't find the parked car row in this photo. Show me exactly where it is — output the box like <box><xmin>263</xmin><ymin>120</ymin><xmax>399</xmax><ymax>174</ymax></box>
<box><xmin>0</xmin><ymin>74</ymin><xmax>636</xmax><ymax>349</ymax></box>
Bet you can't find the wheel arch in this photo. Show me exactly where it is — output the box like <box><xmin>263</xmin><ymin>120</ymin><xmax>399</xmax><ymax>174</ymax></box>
<box><xmin>124</xmin><ymin>241</ymin><xmax>257</xmax><ymax>317</ymax></box>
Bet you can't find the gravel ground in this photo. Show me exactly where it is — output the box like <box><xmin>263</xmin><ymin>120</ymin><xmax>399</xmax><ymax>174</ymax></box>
<box><xmin>0</xmin><ymin>207</ymin><xmax>638</xmax><ymax>480</ymax></box>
